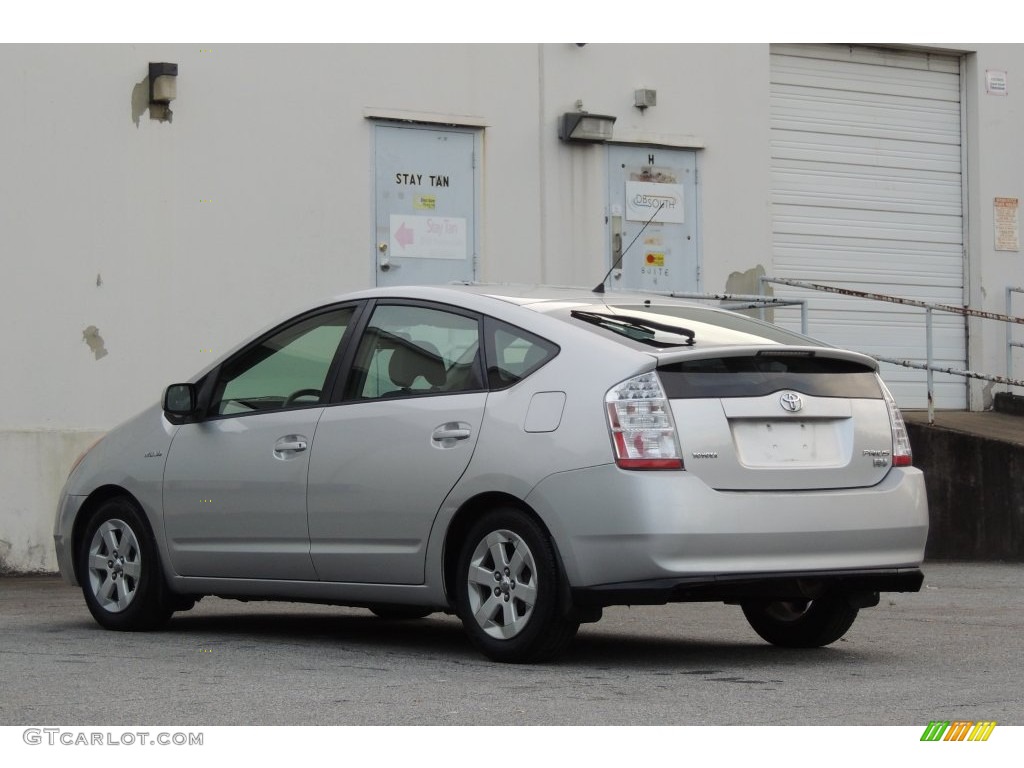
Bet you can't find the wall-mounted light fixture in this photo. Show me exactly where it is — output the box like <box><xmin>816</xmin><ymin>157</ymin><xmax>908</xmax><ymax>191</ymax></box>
<box><xmin>634</xmin><ymin>88</ymin><xmax>657</xmax><ymax>111</ymax></box>
<box><xmin>558</xmin><ymin>111</ymin><xmax>617</xmax><ymax>143</ymax></box>
<box><xmin>149</xmin><ymin>62</ymin><xmax>178</xmax><ymax>105</ymax></box>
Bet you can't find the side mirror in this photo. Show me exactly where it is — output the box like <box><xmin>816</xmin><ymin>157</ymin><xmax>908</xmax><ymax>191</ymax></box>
<box><xmin>163</xmin><ymin>383</ymin><xmax>197</xmax><ymax>417</ymax></box>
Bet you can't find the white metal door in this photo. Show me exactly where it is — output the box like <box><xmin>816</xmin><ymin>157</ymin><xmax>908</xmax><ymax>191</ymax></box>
<box><xmin>374</xmin><ymin>123</ymin><xmax>479</xmax><ymax>286</ymax></box>
<box><xmin>770</xmin><ymin>44</ymin><xmax>966</xmax><ymax>409</ymax></box>
<box><xmin>606</xmin><ymin>146</ymin><xmax>699</xmax><ymax>293</ymax></box>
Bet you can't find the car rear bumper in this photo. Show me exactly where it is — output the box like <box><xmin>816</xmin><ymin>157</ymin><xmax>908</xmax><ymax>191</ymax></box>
<box><xmin>526</xmin><ymin>464</ymin><xmax>929</xmax><ymax>588</ymax></box>
<box><xmin>572</xmin><ymin>567</ymin><xmax>924</xmax><ymax>607</ymax></box>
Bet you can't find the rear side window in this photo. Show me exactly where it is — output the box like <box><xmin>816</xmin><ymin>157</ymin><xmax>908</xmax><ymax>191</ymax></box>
<box><xmin>343</xmin><ymin>304</ymin><xmax>483</xmax><ymax>400</ymax></box>
<box><xmin>657</xmin><ymin>354</ymin><xmax>881</xmax><ymax>399</ymax></box>
<box><xmin>485</xmin><ymin>318</ymin><xmax>559</xmax><ymax>390</ymax></box>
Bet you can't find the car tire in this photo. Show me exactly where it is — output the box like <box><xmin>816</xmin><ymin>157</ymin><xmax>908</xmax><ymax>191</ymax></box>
<box><xmin>455</xmin><ymin>508</ymin><xmax>578</xmax><ymax>663</ymax></box>
<box><xmin>368</xmin><ymin>605</ymin><xmax>434</xmax><ymax>620</ymax></box>
<box><xmin>741</xmin><ymin>596</ymin><xmax>859</xmax><ymax>648</ymax></box>
<box><xmin>78</xmin><ymin>497</ymin><xmax>173</xmax><ymax>631</ymax></box>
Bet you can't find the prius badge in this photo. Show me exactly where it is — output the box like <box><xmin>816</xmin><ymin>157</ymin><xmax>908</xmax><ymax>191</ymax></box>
<box><xmin>779</xmin><ymin>392</ymin><xmax>803</xmax><ymax>413</ymax></box>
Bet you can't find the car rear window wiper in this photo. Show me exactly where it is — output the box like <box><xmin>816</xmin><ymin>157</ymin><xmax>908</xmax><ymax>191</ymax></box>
<box><xmin>570</xmin><ymin>310</ymin><xmax>696</xmax><ymax>348</ymax></box>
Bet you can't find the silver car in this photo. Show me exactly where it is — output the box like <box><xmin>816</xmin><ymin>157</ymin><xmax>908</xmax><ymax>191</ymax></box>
<box><xmin>54</xmin><ymin>284</ymin><xmax>927</xmax><ymax>662</ymax></box>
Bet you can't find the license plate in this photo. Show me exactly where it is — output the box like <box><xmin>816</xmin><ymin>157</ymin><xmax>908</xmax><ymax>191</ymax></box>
<box><xmin>729</xmin><ymin>419</ymin><xmax>846</xmax><ymax>467</ymax></box>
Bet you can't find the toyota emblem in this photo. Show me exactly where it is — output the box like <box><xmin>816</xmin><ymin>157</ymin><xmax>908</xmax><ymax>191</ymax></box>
<box><xmin>779</xmin><ymin>392</ymin><xmax>803</xmax><ymax>412</ymax></box>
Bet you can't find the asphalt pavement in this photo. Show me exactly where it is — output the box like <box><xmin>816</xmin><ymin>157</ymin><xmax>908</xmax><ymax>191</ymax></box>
<box><xmin>1</xmin><ymin>562</ymin><xmax>1021</xmax><ymax>725</ymax></box>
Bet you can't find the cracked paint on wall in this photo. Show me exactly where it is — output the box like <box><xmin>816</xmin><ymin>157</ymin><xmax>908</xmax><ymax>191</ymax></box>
<box><xmin>82</xmin><ymin>325</ymin><xmax>108</xmax><ymax>360</ymax></box>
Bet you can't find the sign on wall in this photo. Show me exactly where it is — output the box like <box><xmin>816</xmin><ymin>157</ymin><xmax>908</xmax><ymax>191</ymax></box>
<box><xmin>388</xmin><ymin>215</ymin><xmax>467</xmax><ymax>260</ymax></box>
<box><xmin>625</xmin><ymin>181</ymin><xmax>685</xmax><ymax>224</ymax></box>
<box><xmin>994</xmin><ymin>197</ymin><xmax>1019</xmax><ymax>252</ymax></box>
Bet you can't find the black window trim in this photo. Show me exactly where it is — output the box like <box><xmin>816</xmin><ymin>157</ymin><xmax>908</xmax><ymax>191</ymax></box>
<box><xmin>197</xmin><ymin>300</ymin><xmax>368</xmax><ymax>422</ymax></box>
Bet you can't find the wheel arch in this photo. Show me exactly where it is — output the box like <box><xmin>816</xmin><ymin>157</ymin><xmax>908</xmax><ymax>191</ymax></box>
<box><xmin>442</xmin><ymin>491</ymin><xmax>572</xmax><ymax>611</ymax></box>
<box><xmin>72</xmin><ymin>486</ymin><xmax>151</xmax><ymax>582</ymax></box>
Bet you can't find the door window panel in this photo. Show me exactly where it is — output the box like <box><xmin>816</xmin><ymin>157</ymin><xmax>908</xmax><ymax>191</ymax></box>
<box><xmin>213</xmin><ymin>308</ymin><xmax>354</xmax><ymax>415</ymax></box>
<box><xmin>345</xmin><ymin>305</ymin><xmax>482</xmax><ymax>400</ymax></box>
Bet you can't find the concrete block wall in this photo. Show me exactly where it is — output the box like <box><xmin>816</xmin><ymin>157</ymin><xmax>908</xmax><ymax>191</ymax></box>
<box><xmin>906</xmin><ymin>422</ymin><xmax>1024</xmax><ymax>561</ymax></box>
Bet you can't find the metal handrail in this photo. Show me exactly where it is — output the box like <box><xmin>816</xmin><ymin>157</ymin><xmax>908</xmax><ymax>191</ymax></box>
<box><xmin>1009</xmin><ymin>287</ymin><xmax>1024</xmax><ymax>390</ymax></box>
<box><xmin>660</xmin><ymin>291</ymin><xmax>808</xmax><ymax>331</ymax></box>
<box><xmin>759</xmin><ymin>277</ymin><xmax>1024</xmax><ymax>424</ymax></box>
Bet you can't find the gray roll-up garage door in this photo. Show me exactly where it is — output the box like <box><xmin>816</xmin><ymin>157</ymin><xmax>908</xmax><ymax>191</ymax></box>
<box><xmin>770</xmin><ymin>44</ymin><xmax>965</xmax><ymax>409</ymax></box>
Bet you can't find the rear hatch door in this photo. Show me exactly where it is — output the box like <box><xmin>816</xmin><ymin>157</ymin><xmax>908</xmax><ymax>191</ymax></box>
<box><xmin>658</xmin><ymin>347</ymin><xmax>893</xmax><ymax>490</ymax></box>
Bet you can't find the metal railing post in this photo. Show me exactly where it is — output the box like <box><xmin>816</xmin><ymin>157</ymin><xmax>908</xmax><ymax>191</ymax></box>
<box><xmin>926</xmin><ymin>307</ymin><xmax>934</xmax><ymax>424</ymax></box>
<box><xmin>1009</xmin><ymin>287</ymin><xmax>1015</xmax><ymax>391</ymax></box>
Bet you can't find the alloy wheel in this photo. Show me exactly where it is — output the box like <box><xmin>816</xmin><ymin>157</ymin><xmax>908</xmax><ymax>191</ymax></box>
<box><xmin>465</xmin><ymin>529</ymin><xmax>538</xmax><ymax>640</ymax></box>
<box><xmin>86</xmin><ymin>519</ymin><xmax>142</xmax><ymax>613</ymax></box>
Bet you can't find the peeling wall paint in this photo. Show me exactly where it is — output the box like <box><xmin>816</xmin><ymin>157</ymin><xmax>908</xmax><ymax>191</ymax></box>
<box><xmin>724</xmin><ymin>264</ymin><xmax>768</xmax><ymax>296</ymax></box>
<box><xmin>725</xmin><ymin>265</ymin><xmax>772</xmax><ymax>321</ymax></box>
<box><xmin>82</xmin><ymin>325</ymin><xmax>108</xmax><ymax>360</ymax></box>
<box><xmin>982</xmin><ymin>380</ymin><xmax>995</xmax><ymax>410</ymax></box>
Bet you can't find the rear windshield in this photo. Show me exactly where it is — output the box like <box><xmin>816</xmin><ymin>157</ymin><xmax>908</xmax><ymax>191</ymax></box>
<box><xmin>657</xmin><ymin>355</ymin><xmax>882</xmax><ymax>399</ymax></box>
<box><xmin>570</xmin><ymin>304</ymin><xmax>813</xmax><ymax>348</ymax></box>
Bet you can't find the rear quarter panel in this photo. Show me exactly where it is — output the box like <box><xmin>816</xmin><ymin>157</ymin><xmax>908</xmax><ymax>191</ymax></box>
<box><xmin>424</xmin><ymin>307</ymin><xmax>655</xmax><ymax>581</ymax></box>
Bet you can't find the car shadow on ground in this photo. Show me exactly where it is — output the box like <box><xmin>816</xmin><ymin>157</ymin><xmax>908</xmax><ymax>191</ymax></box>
<box><xmin>145</xmin><ymin>606</ymin><xmax>877</xmax><ymax>671</ymax></box>
<box><xmin>566</xmin><ymin>628</ymin><xmax>874</xmax><ymax>671</ymax></box>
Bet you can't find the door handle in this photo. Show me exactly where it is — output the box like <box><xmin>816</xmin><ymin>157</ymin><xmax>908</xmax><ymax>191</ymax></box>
<box><xmin>273</xmin><ymin>435</ymin><xmax>309</xmax><ymax>459</ymax></box>
<box><xmin>434</xmin><ymin>428</ymin><xmax>470</xmax><ymax>440</ymax></box>
<box><xmin>431</xmin><ymin>423</ymin><xmax>472</xmax><ymax>446</ymax></box>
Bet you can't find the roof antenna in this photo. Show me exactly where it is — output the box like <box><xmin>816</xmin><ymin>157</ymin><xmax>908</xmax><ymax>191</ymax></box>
<box><xmin>593</xmin><ymin>201</ymin><xmax>665</xmax><ymax>294</ymax></box>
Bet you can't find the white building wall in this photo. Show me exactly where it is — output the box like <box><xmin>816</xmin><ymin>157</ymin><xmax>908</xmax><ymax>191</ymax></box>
<box><xmin>960</xmin><ymin>45</ymin><xmax>1024</xmax><ymax>408</ymax></box>
<box><xmin>0</xmin><ymin>43</ymin><xmax>1021</xmax><ymax>571</ymax></box>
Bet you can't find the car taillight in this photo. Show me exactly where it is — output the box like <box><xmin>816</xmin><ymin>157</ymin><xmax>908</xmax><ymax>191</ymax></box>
<box><xmin>605</xmin><ymin>372</ymin><xmax>683</xmax><ymax>470</ymax></box>
<box><xmin>878</xmin><ymin>376</ymin><xmax>913</xmax><ymax>467</ymax></box>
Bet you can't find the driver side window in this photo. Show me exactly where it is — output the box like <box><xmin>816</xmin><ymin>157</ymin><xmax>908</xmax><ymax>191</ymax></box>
<box><xmin>212</xmin><ymin>307</ymin><xmax>355</xmax><ymax>416</ymax></box>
